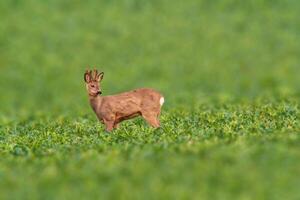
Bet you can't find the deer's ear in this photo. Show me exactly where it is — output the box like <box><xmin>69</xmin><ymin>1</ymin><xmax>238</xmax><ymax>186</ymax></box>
<box><xmin>84</xmin><ymin>70</ymin><xmax>91</xmax><ymax>83</ymax></box>
<box><xmin>97</xmin><ymin>72</ymin><xmax>104</xmax><ymax>82</ymax></box>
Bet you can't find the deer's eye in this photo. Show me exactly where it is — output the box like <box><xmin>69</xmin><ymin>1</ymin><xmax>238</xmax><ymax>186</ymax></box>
<box><xmin>91</xmin><ymin>85</ymin><xmax>95</xmax><ymax>88</ymax></box>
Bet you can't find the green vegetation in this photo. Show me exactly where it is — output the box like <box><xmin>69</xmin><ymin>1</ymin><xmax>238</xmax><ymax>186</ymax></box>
<box><xmin>0</xmin><ymin>0</ymin><xmax>300</xmax><ymax>199</ymax></box>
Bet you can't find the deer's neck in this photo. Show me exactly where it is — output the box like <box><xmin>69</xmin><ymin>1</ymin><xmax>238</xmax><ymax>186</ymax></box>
<box><xmin>89</xmin><ymin>95</ymin><xmax>103</xmax><ymax>113</ymax></box>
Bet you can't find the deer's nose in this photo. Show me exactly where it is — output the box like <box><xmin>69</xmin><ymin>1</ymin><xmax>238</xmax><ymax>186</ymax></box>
<box><xmin>97</xmin><ymin>91</ymin><xmax>102</xmax><ymax>95</ymax></box>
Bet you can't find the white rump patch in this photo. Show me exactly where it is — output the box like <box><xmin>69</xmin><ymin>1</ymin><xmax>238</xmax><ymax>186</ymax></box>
<box><xmin>160</xmin><ymin>97</ymin><xmax>165</xmax><ymax>106</ymax></box>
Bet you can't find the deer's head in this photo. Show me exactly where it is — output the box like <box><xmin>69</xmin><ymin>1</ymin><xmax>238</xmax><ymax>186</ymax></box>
<box><xmin>84</xmin><ymin>69</ymin><xmax>104</xmax><ymax>97</ymax></box>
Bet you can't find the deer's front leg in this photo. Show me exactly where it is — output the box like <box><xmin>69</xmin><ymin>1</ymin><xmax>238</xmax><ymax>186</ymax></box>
<box><xmin>95</xmin><ymin>114</ymin><xmax>105</xmax><ymax>124</ymax></box>
<box><xmin>104</xmin><ymin>120</ymin><xmax>114</xmax><ymax>132</ymax></box>
<box><xmin>113</xmin><ymin>122</ymin><xmax>119</xmax><ymax>129</ymax></box>
<box><xmin>103</xmin><ymin>114</ymin><xmax>116</xmax><ymax>132</ymax></box>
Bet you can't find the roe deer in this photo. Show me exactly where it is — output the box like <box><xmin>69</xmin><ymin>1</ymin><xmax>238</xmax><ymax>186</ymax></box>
<box><xmin>84</xmin><ymin>69</ymin><xmax>165</xmax><ymax>132</ymax></box>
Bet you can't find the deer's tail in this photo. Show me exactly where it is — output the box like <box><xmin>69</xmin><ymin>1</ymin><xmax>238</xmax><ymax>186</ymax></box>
<box><xmin>159</xmin><ymin>97</ymin><xmax>165</xmax><ymax>106</ymax></box>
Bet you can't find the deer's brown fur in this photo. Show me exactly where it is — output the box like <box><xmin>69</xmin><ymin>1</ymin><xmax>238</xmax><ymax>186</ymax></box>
<box><xmin>84</xmin><ymin>69</ymin><xmax>164</xmax><ymax>132</ymax></box>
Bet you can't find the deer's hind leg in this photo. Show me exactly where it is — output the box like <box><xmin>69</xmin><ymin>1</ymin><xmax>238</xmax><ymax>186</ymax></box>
<box><xmin>141</xmin><ymin>112</ymin><xmax>160</xmax><ymax>128</ymax></box>
<box><xmin>141</xmin><ymin>100</ymin><xmax>162</xmax><ymax>128</ymax></box>
<box><xmin>155</xmin><ymin>107</ymin><xmax>162</xmax><ymax>126</ymax></box>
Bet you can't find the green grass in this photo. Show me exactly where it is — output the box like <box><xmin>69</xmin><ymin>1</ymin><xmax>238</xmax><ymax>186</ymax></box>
<box><xmin>1</xmin><ymin>0</ymin><xmax>300</xmax><ymax>199</ymax></box>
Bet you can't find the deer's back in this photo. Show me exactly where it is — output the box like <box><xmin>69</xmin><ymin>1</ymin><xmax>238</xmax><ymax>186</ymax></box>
<box><xmin>100</xmin><ymin>88</ymin><xmax>162</xmax><ymax>116</ymax></box>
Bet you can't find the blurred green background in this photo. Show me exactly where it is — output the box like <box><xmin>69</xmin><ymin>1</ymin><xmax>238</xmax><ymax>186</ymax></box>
<box><xmin>0</xmin><ymin>0</ymin><xmax>300</xmax><ymax>199</ymax></box>
<box><xmin>1</xmin><ymin>0</ymin><xmax>299</xmax><ymax>117</ymax></box>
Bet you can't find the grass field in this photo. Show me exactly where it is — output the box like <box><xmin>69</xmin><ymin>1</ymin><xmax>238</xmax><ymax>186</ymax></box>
<box><xmin>1</xmin><ymin>0</ymin><xmax>300</xmax><ymax>199</ymax></box>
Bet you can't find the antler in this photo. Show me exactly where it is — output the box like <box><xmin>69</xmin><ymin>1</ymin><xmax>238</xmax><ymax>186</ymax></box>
<box><xmin>85</xmin><ymin>67</ymin><xmax>103</xmax><ymax>82</ymax></box>
<box><xmin>89</xmin><ymin>69</ymin><xmax>92</xmax><ymax>79</ymax></box>
<box><xmin>93</xmin><ymin>68</ymin><xmax>98</xmax><ymax>80</ymax></box>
